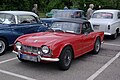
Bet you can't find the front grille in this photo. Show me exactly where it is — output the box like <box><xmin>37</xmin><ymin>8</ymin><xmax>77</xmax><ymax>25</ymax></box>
<box><xmin>21</xmin><ymin>45</ymin><xmax>39</xmax><ymax>54</ymax></box>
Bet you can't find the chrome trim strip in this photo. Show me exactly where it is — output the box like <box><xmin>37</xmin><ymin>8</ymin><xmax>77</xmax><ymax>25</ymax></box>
<box><xmin>12</xmin><ymin>51</ymin><xmax>59</xmax><ymax>62</ymax></box>
<box><xmin>104</xmin><ymin>32</ymin><xmax>112</xmax><ymax>35</ymax></box>
<box><xmin>41</xmin><ymin>57</ymin><xmax>59</xmax><ymax>62</ymax></box>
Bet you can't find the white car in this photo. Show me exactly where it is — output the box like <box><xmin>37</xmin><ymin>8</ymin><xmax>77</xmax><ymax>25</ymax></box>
<box><xmin>89</xmin><ymin>9</ymin><xmax>120</xmax><ymax>39</ymax></box>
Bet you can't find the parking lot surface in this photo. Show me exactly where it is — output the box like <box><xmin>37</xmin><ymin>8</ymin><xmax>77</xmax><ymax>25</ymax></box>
<box><xmin>0</xmin><ymin>36</ymin><xmax>120</xmax><ymax>80</ymax></box>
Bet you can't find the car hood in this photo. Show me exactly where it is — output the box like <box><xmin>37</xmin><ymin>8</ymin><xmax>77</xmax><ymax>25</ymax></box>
<box><xmin>17</xmin><ymin>32</ymin><xmax>77</xmax><ymax>48</ymax></box>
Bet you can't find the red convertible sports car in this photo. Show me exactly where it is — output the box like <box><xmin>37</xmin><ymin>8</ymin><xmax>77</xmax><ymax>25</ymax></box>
<box><xmin>13</xmin><ymin>19</ymin><xmax>104</xmax><ymax>70</ymax></box>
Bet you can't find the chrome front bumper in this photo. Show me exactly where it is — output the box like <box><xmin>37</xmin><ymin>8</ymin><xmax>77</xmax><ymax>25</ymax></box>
<box><xmin>12</xmin><ymin>51</ymin><xmax>59</xmax><ymax>62</ymax></box>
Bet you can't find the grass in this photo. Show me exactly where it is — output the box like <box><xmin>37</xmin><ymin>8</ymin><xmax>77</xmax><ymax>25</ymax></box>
<box><xmin>39</xmin><ymin>13</ymin><xmax>46</xmax><ymax>18</ymax></box>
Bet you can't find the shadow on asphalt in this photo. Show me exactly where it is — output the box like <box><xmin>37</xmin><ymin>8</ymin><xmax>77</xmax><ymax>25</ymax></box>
<box><xmin>103</xmin><ymin>33</ymin><xmax>120</xmax><ymax>41</ymax></box>
<box><xmin>16</xmin><ymin>52</ymin><xmax>94</xmax><ymax>71</ymax></box>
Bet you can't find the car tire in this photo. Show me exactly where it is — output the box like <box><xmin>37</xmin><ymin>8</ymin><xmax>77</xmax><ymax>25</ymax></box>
<box><xmin>92</xmin><ymin>38</ymin><xmax>101</xmax><ymax>54</ymax></box>
<box><xmin>112</xmin><ymin>32</ymin><xmax>118</xmax><ymax>39</ymax></box>
<box><xmin>58</xmin><ymin>46</ymin><xmax>73</xmax><ymax>70</ymax></box>
<box><xmin>0</xmin><ymin>38</ymin><xmax>7</xmax><ymax>56</ymax></box>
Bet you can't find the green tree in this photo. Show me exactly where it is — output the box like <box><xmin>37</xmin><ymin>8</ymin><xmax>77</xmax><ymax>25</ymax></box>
<box><xmin>0</xmin><ymin>0</ymin><xmax>119</xmax><ymax>12</ymax></box>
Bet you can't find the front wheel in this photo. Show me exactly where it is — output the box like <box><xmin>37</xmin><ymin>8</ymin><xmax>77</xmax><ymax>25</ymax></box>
<box><xmin>58</xmin><ymin>46</ymin><xmax>73</xmax><ymax>70</ymax></box>
<box><xmin>0</xmin><ymin>38</ymin><xmax>7</xmax><ymax>56</ymax></box>
<box><xmin>92</xmin><ymin>38</ymin><xmax>101</xmax><ymax>54</ymax></box>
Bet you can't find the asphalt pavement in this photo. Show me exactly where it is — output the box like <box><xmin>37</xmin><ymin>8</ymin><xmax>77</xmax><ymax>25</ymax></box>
<box><xmin>0</xmin><ymin>35</ymin><xmax>120</xmax><ymax>80</ymax></box>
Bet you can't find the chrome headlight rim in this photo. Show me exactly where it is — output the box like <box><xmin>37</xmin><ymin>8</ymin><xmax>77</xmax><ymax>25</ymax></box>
<box><xmin>41</xmin><ymin>45</ymin><xmax>50</xmax><ymax>54</ymax></box>
<box><xmin>15</xmin><ymin>42</ymin><xmax>22</xmax><ymax>50</ymax></box>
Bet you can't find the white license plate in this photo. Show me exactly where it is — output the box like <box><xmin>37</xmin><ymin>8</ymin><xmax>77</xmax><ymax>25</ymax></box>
<box><xmin>20</xmin><ymin>54</ymin><xmax>38</xmax><ymax>62</ymax></box>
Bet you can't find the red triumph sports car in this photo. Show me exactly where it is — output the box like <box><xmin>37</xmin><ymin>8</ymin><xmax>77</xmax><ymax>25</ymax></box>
<box><xmin>13</xmin><ymin>19</ymin><xmax>104</xmax><ymax>70</ymax></box>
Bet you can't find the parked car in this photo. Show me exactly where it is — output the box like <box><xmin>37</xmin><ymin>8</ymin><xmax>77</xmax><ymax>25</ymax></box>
<box><xmin>41</xmin><ymin>10</ymin><xmax>86</xmax><ymax>27</ymax></box>
<box><xmin>13</xmin><ymin>19</ymin><xmax>104</xmax><ymax>70</ymax></box>
<box><xmin>89</xmin><ymin>9</ymin><xmax>120</xmax><ymax>39</ymax></box>
<box><xmin>0</xmin><ymin>11</ymin><xmax>48</xmax><ymax>55</ymax></box>
<box><xmin>46</xmin><ymin>9</ymin><xmax>58</xmax><ymax>18</ymax></box>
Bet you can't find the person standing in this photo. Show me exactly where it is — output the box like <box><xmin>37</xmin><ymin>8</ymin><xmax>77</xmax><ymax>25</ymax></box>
<box><xmin>86</xmin><ymin>4</ymin><xmax>94</xmax><ymax>20</ymax></box>
<box><xmin>32</xmin><ymin>4</ymin><xmax>39</xmax><ymax>16</ymax></box>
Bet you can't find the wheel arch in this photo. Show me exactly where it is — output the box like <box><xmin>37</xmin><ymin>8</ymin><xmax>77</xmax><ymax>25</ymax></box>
<box><xmin>0</xmin><ymin>36</ymin><xmax>9</xmax><ymax>46</ymax></box>
<box><xmin>116</xmin><ymin>28</ymin><xmax>119</xmax><ymax>33</ymax></box>
<box><xmin>59</xmin><ymin>44</ymin><xmax>74</xmax><ymax>59</ymax></box>
<box><xmin>95</xmin><ymin>36</ymin><xmax>101</xmax><ymax>43</ymax></box>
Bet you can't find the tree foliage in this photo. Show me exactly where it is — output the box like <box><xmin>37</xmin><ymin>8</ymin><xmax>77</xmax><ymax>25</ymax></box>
<box><xmin>0</xmin><ymin>0</ymin><xmax>120</xmax><ymax>12</ymax></box>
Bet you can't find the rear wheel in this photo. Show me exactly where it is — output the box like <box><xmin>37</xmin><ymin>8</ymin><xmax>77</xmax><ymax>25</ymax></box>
<box><xmin>0</xmin><ymin>38</ymin><xmax>7</xmax><ymax>56</ymax></box>
<box><xmin>112</xmin><ymin>32</ymin><xmax>118</xmax><ymax>39</ymax></box>
<box><xmin>92</xmin><ymin>38</ymin><xmax>101</xmax><ymax>54</ymax></box>
<box><xmin>58</xmin><ymin>46</ymin><xmax>73</xmax><ymax>70</ymax></box>
<box><xmin>112</xmin><ymin>29</ymin><xmax>119</xmax><ymax>40</ymax></box>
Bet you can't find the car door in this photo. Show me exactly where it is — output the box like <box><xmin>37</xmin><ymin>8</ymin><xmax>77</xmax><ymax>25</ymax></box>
<box><xmin>81</xmin><ymin>22</ymin><xmax>95</xmax><ymax>54</ymax></box>
<box><xmin>10</xmin><ymin>15</ymin><xmax>41</xmax><ymax>43</ymax></box>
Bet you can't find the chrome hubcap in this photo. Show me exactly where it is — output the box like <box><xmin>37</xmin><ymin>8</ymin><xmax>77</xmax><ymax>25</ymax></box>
<box><xmin>64</xmin><ymin>50</ymin><xmax>72</xmax><ymax>66</ymax></box>
<box><xmin>0</xmin><ymin>40</ymin><xmax>5</xmax><ymax>54</ymax></box>
<box><xmin>95</xmin><ymin>40</ymin><xmax>100</xmax><ymax>52</ymax></box>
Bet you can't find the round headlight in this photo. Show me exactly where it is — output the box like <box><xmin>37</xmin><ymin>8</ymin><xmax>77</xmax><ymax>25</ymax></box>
<box><xmin>41</xmin><ymin>46</ymin><xmax>50</xmax><ymax>54</ymax></box>
<box><xmin>15</xmin><ymin>42</ymin><xmax>22</xmax><ymax>50</ymax></box>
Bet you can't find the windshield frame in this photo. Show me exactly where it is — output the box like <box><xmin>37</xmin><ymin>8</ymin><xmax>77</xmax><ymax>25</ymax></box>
<box><xmin>49</xmin><ymin>22</ymin><xmax>81</xmax><ymax>34</ymax></box>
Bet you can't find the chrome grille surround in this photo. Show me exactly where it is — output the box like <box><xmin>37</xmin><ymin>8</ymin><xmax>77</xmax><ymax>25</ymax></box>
<box><xmin>21</xmin><ymin>45</ymin><xmax>52</xmax><ymax>56</ymax></box>
<box><xmin>21</xmin><ymin>45</ymin><xmax>39</xmax><ymax>55</ymax></box>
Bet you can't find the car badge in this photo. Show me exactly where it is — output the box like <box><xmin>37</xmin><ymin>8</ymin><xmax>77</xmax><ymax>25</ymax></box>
<box><xmin>34</xmin><ymin>40</ymin><xmax>38</xmax><ymax>42</ymax></box>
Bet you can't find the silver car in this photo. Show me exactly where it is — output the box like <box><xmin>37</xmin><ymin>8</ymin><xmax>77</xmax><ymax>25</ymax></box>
<box><xmin>89</xmin><ymin>9</ymin><xmax>120</xmax><ymax>39</ymax></box>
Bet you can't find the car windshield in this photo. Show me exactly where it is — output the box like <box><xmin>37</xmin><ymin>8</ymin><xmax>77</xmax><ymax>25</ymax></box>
<box><xmin>49</xmin><ymin>22</ymin><xmax>80</xmax><ymax>34</ymax></box>
<box><xmin>92</xmin><ymin>12</ymin><xmax>113</xmax><ymax>19</ymax></box>
<box><xmin>0</xmin><ymin>13</ymin><xmax>15</xmax><ymax>24</ymax></box>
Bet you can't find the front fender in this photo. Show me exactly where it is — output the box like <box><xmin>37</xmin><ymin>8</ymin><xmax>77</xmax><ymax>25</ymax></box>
<box><xmin>51</xmin><ymin>42</ymin><xmax>73</xmax><ymax>58</ymax></box>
